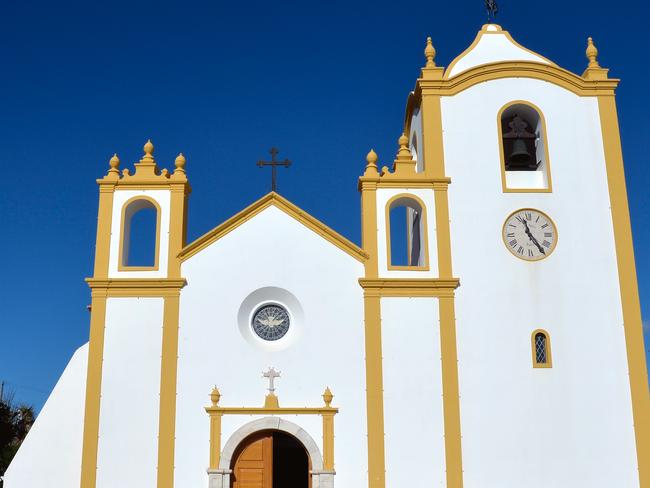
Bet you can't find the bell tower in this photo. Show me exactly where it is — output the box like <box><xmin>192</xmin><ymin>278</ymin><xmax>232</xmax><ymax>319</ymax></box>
<box><xmin>80</xmin><ymin>141</ymin><xmax>190</xmax><ymax>488</ymax></box>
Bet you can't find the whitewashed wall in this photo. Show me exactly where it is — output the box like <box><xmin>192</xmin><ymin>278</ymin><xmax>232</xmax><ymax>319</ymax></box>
<box><xmin>108</xmin><ymin>189</ymin><xmax>171</xmax><ymax>278</ymax></box>
<box><xmin>382</xmin><ymin>297</ymin><xmax>446</xmax><ymax>487</ymax></box>
<box><xmin>3</xmin><ymin>344</ymin><xmax>88</xmax><ymax>488</ymax></box>
<box><xmin>96</xmin><ymin>298</ymin><xmax>164</xmax><ymax>488</ymax></box>
<box><xmin>441</xmin><ymin>78</ymin><xmax>638</xmax><ymax>487</ymax></box>
<box><xmin>175</xmin><ymin>205</ymin><xmax>367</xmax><ymax>488</ymax></box>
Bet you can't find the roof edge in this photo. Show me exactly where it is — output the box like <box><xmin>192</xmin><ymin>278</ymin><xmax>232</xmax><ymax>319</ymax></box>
<box><xmin>179</xmin><ymin>192</ymin><xmax>369</xmax><ymax>263</ymax></box>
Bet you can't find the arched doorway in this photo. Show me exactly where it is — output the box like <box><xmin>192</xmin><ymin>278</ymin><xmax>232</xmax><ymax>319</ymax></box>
<box><xmin>230</xmin><ymin>430</ymin><xmax>309</xmax><ymax>488</ymax></box>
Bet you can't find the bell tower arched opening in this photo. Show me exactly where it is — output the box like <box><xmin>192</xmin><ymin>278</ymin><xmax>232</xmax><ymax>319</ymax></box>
<box><xmin>230</xmin><ymin>430</ymin><xmax>309</xmax><ymax>488</ymax></box>
<box><xmin>498</xmin><ymin>101</ymin><xmax>552</xmax><ymax>192</ymax></box>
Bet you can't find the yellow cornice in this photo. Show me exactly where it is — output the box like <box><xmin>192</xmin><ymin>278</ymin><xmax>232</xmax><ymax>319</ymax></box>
<box><xmin>179</xmin><ymin>192</ymin><xmax>369</xmax><ymax>263</ymax></box>
<box><xmin>85</xmin><ymin>278</ymin><xmax>187</xmax><ymax>297</ymax></box>
<box><xmin>359</xmin><ymin>278</ymin><xmax>460</xmax><ymax>297</ymax></box>
<box><xmin>417</xmin><ymin>61</ymin><xmax>618</xmax><ymax>96</ymax></box>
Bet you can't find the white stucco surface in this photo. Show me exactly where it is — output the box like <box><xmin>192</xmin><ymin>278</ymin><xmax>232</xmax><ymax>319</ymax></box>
<box><xmin>382</xmin><ymin>297</ymin><xmax>446</xmax><ymax>487</ymax></box>
<box><xmin>175</xmin><ymin>204</ymin><xmax>367</xmax><ymax>487</ymax></box>
<box><xmin>108</xmin><ymin>189</ymin><xmax>171</xmax><ymax>278</ymax></box>
<box><xmin>441</xmin><ymin>78</ymin><xmax>639</xmax><ymax>486</ymax></box>
<box><xmin>447</xmin><ymin>27</ymin><xmax>550</xmax><ymax>78</ymax></box>
<box><xmin>3</xmin><ymin>344</ymin><xmax>88</xmax><ymax>488</ymax></box>
<box><xmin>376</xmin><ymin>188</ymin><xmax>438</xmax><ymax>278</ymax></box>
<box><xmin>96</xmin><ymin>297</ymin><xmax>164</xmax><ymax>488</ymax></box>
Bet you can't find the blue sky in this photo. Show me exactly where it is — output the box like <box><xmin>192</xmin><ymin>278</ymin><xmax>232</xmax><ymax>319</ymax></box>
<box><xmin>0</xmin><ymin>0</ymin><xmax>648</xmax><ymax>410</ymax></box>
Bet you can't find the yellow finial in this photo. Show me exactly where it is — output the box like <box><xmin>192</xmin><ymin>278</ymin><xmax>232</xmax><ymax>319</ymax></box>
<box><xmin>363</xmin><ymin>148</ymin><xmax>379</xmax><ymax>177</ymax></box>
<box><xmin>322</xmin><ymin>387</ymin><xmax>334</xmax><ymax>407</ymax></box>
<box><xmin>366</xmin><ymin>149</ymin><xmax>378</xmax><ymax>167</ymax></box>
<box><xmin>210</xmin><ymin>386</ymin><xmax>221</xmax><ymax>406</ymax></box>
<box><xmin>175</xmin><ymin>153</ymin><xmax>186</xmax><ymax>172</ymax></box>
<box><xmin>586</xmin><ymin>37</ymin><xmax>600</xmax><ymax>68</ymax></box>
<box><xmin>424</xmin><ymin>37</ymin><xmax>436</xmax><ymax>67</ymax></box>
<box><xmin>108</xmin><ymin>153</ymin><xmax>120</xmax><ymax>174</ymax></box>
<box><xmin>143</xmin><ymin>139</ymin><xmax>154</xmax><ymax>159</ymax></box>
<box><xmin>396</xmin><ymin>133</ymin><xmax>410</xmax><ymax>159</ymax></box>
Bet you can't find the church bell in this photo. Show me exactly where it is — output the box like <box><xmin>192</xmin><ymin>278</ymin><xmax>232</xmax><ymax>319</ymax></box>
<box><xmin>508</xmin><ymin>138</ymin><xmax>532</xmax><ymax>165</ymax></box>
<box><xmin>503</xmin><ymin>114</ymin><xmax>538</xmax><ymax>170</ymax></box>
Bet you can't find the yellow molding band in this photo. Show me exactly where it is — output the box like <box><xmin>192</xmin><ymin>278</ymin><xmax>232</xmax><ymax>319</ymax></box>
<box><xmin>420</xmin><ymin>62</ymin><xmax>618</xmax><ymax>97</ymax></box>
<box><xmin>598</xmin><ymin>95</ymin><xmax>650</xmax><ymax>485</ymax></box>
<box><xmin>205</xmin><ymin>406</ymin><xmax>339</xmax><ymax>415</ymax></box>
<box><xmin>373</xmin><ymin>178</ymin><xmax>452</xmax><ymax>189</ymax></box>
<box><xmin>359</xmin><ymin>278</ymin><xmax>460</xmax><ymax>298</ymax></box>
<box><xmin>157</xmin><ymin>295</ymin><xmax>181</xmax><ymax>488</ymax></box>
<box><xmin>79</xmin><ymin>296</ymin><xmax>107</xmax><ymax>488</ymax></box>
<box><xmin>363</xmin><ymin>295</ymin><xmax>386</xmax><ymax>488</ymax></box>
<box><xmin>86</xmin><ymin>278</ymin><xmax>187</xmax><ymax>297</ymax></box>
<box><xmin>180</xmin><ymin>192</ymin><xmax>368</xmax><ymax>263</ymax></box>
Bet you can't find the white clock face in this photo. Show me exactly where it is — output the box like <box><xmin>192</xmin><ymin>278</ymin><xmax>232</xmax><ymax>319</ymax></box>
<box><xmin>252</xmin><ymin>304</ymin><xmax>290</xmax><ymax>341</ymax></box>
<box><xmin>502</xmin><ymin>209</ymin><xmax>557</xmax><ymax>261</ymax></box>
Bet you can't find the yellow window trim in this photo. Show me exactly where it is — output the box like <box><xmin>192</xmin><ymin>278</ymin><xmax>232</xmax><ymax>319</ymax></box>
<box><xmin>117</xmin><ymin>195</ymin><xmax>162</xmax><ymax>271</ymax></box>
<box><xmin>179</xmin><ymin>192</ymin><xmax>368</xmax><ymax>263</ymax></box>
<box><xmin>384</xmin><ymin>193</ymin><xmax>430</xmax><ymax>271</ymax></box>
<box><xmin>497</xmin><ymin>100</ymin><xmax>553</xmax><ymax>193</ymax></box>
<box><xmin>531</xmin><ymin>329</ymin><xmax>553</xmax><ymax>368</ymax></box>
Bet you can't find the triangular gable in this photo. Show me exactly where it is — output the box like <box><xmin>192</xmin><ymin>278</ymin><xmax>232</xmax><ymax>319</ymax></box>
<box><xmin>179</xmin><ymin>192</ymin><xmax>369</xmax><ymax>263</ymax></box>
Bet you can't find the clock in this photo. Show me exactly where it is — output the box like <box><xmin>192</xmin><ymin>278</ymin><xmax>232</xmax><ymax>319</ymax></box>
<box><xmin>251</xmin><ymin>304</ymin><xmax>290</xmax><ymax>341</ymax></box>
<box><xmin>502</xmin><ymin>208</ymin><xmax>557</xmax><ymax>261</ymax></box>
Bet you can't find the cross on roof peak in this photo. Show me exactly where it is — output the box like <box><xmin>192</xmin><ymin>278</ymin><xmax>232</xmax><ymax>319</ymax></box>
<box><xmin>257</xmin><ymin>147</ymin><xmax>291</xmax><ymax>192</ymax></box>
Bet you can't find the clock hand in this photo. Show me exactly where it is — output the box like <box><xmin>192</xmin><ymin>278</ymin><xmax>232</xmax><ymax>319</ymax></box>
<box><xmin>522</xmin><ymin>219</ymin><xmax>546</xmax><ymax>255</ymax></box>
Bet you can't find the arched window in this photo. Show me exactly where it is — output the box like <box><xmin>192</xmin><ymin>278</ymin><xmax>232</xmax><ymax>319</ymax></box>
<box><xmin>119</xmin><ymin>197</ymin><xmax>160</xmax><ymax>270</ymax></box>
<box><xmin>499</xmin><ymin>102</ymin><xmax>551</xmax><ymax>192</ymax></box>
<box><xmin>386</xmin><ymin>195</ymin><xmax>428</xmax><ymax>269</ymax></box>
<box><xmin>531</xmin><ymin>329</ymin><xmax>552</xmax><ymax>368</ymax></box>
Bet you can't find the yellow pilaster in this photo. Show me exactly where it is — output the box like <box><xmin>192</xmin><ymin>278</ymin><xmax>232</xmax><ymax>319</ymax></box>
<box><xmin>156</xmin><ymin>294</ymin><xmax>181</xmax><ymax>488</ymax></box>
<box><xmin>597</xmin><ymin>95</ymin><xmax>650</xmax><ymax>486</ymax></box>
<box><xmin>80</xmin><ymin>294</ymin><xmax>107</xmax><ymax>488</ymax></box>
<box><xmin>420</xmin><ymin>61</ymin><xmax>464</xmax><ymax>487</ymax></box>
<box><xmin>363</xmin><ymin>294</ymin><xmax>386</xmax><ymax>488</ymax></box>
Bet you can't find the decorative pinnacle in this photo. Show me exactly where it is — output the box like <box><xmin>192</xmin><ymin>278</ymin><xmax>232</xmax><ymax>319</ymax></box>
<box><xmin>175</xmin><ymin>153</ymin><xmax>186</xmax><ymax>172</ymax></box>
<box><xmin>396</xmin><ymin>133</ymin><xmax>411</xmax><ymax>160</ymax></box>
<box><xmin>210</xmin><ymin>386</ymin><xmax>221</xmax><ymax>406</ymax></box>
<box><xmin>323</xmin><ymin>387</ymin><xmax>334</xmax><ymax>407</ymax></box>
<box><xmin>424</xmin><ymin>37</ymin><xmax>436</xmax><ymax>67</ymax></box>
<box><xmin>366</xmin><ymin>149</ymin><xmax>378</xmax><ymax>168</ymax></box>
<box><xmin>143</xmin><ymin>139</ymin><xmax>154</xmax><ymax>160</ymax></box>
<box><xmin>108</xmin><ymin>153</ymin><xmax>120</xmax><ymax>173</ymax></box>
<box><xmin>586</xmin><ymin>37</ymin><xmax>600</xmax><ymax>68</ymax></box>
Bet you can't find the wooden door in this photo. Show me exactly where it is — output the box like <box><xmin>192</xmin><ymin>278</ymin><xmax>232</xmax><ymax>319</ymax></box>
<box><xmin>232</xmin><ymin>434</ymin><xmax>273</xmax><ymax>488</ymax></box>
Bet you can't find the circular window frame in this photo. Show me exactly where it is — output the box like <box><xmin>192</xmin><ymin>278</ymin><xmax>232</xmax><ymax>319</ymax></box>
<box><xmin>237</xmin><ymin>287</ymin><xmax>303</xmax><ymax>352</ymax></box>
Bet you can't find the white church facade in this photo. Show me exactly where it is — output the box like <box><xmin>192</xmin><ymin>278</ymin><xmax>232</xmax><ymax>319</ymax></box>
<box><xmin>5</xmin><ymin>24</ymin><xmax>649</xmax><ymax>488</ymax></box>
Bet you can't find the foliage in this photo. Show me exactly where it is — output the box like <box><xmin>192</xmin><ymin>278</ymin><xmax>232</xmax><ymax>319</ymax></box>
<box><xmin>0</xmin><ymin>397</ymin><xmax>35</xmax><ymax>488</ymax></box>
